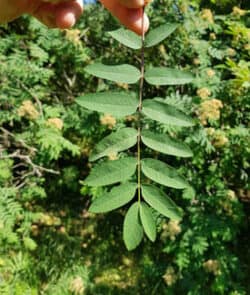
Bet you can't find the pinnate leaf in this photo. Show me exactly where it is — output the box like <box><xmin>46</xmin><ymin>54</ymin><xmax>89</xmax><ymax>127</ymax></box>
<box><xmin>85</xmin><ymin>157</ymin><xmax>137</xmax><ymax>187</ymax></box>
<box><xmin>85</xmin><ymin>63</ymin><xmax>141</xmax><ymax>84</ymax></box>
<box><xmin>145</xmin><ymin>23</ymin><xmax>179</xmax><ymax>48</ymax></box>
<box><xmin>76</xmin><ymin>92</ymin><xmax>138</xmax><ymax>117</ymax></box>
<box><xmin>108</xmin><ymin>28</ymin><xmax>141</xmax><ymax>49</ymax></box>
<box><xmin>145</xmin><ymin>67</ymin><xmax>194</xmax><ymax>85</ymax></box>
<box><xmin>142</xmin><ymin>185</ymin><xmax>182</xmax><ymax>220</ymax></box>
<box><xmin>140</xmin><ymin>202</ymin><xmax>156</xmax><ymax>242</ymax></box>
<box><xmin>90</xmin><ymin>128</ymin><xmax>138</xmax><ymax>162</ymax></box>
<box><xmin>123</xmin><ymin>202</ymin><xmax>143</xmax><ymax>251</ymax></box>
<box><xmin>141</xmin><ymin>158</ymin><xmax>189</xmax><ymax>189</ymax></box>
<box><xmin>89</xmin><ymin>182</ymin><xmax>137</xmax><ymax>213</ymax></box>
<box><xmin>141</xmin><ymin>130</ymin><xmax>193</xmax><ymax>158</ymax></box>
<box><xmin>143</xmin><ymin>99</ymin><xmax>194</xmax><ymax>127</ymax></box>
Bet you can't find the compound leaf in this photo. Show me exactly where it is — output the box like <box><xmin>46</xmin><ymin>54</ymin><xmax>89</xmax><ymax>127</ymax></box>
<box><xmin>141</xmin><ymin>158</ymin><xmax>189</xmax><ymax>189</ymax></box>
<box><xmin>89</xmin><ymin>182</ymin><xmax>137</xmax><ymax>213</ymax></box>
<box><xmin>123</xmin><ymin>202</ymin><xmax>143</xmax><ymax>251</ymax></box>
<box><xmin>141</xmin><ymin>130</ymin><xmax>193</xmax><ymax>158</ymax></box>
<box><xmin>145</xmin><ymin>67</ymin><xmax>194</xmax><ymax>85</ymax></box>
<box><xmin>145</xmin><ymin>23</ymin><xmax>179</xmax><ymax>48</ymax></box>
<box><xmin>90</xmin><ymin>128</ymin><xmax>138</xmax><ymax>162</ymax></box>
<box><xmin>142</xmin><ymin>185</ymin><xmax>182</xmax><ymax>220</ymax></box>
<box><xmin>76</xmin><ymin>92</ymin><xmax>138</xmax><ymax>117</ymax></box>
<box><xmin>108</xmin><ymin>28</ymin><xmax>141</xmax><ymax>49</ymax></box>
<box><xmin>85</xmin><ymin>157</ymin><xmax>137</xmax><ymax>187</ymax></box>
<box><xmin>85</xmin><ymin>63</ymin><xmax>141</xmax><ymax>84</ymax></box>
<box><xmin>143</xmin><ymin>99</ymin><xmax>194</xmax><ymax>127</ymax></box>
<box><xmin>140</xmin><ymin>202</ymin><xmax>156</xmax><ymax>242</ymax></box>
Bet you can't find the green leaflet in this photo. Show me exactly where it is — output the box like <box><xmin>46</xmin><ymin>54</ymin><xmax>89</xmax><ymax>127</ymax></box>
<box><xmin>85</xmin><ymin>157</ymin><xmax>137</xmax><ymax>187</ymax></box>
<box><xmin>89</xmin><ymin>182</ymin><xmax>137</xmax><ymax>213</ymax></box>
<box><xmin>139</xmin><ymin>202</ymin><xmax>156</xmax><ymax>242</ymax></box>
<box><xmin>141</xmin><ymin>158</ymin><xmax>189</xmax><ymax>189</ymax></box>
<box><xmin>85</xmin><ymin>63</ymin><xmax>141</xmax><ymax>84</ymax></box>
<box><xmin>90</xmin><ymin>128</ymin><xmax>138</xmax><ymax>162</ymax></box>
<box><xmin>108</xmin><ymin>28</ymin><xmax>141</xmax><ymax>49</ymax></box>
<box><xmin>145</xmin><ymin>67</ymin><xmax>194</xmax><ymax>85</ymax></box>
<box><xmin>123</xmin><ymin>202</ymin><xmax>143</xmax><ymax>251</ymax></box>
<box><xmin>141</xmin><ymin>130</ymin><xmax>193</xmax><ymax>158</ymax></box>
<box><xmin>142</xmin><ymin>185</ymin><xmax>182</xmax><ymax>221</ymax></box>
<box><xmin>145</xmin><ymin>23</ymin><xmax>179</xmax><ymax>48</ymax></box>
<box><xmin>75</xmin><ymin>92</ymin><xmax>138</xmax><ymax>117</ymax></box>
<box><xmin>142</xmin><ymin>99</ymin><xmax>194</xmax><ymax>127</ymax></box>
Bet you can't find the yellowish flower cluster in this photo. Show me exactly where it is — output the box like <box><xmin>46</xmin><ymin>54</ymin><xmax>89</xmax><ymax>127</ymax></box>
<box><xmin>206</xmin><ymin>128</ymin><xmax>229</xmax><ymax>148</ymax></box>
<box><xmin>198</xmin><ymin>99</ymin><xmax>223</xmax><ymax>125</ymax></box>
<box><xmin>210</xmin><ymin>33</ymin><xmax>216</xmax><ymax>40</ymax></box>
<box><xmin>65</xmin><ymin>29</ymin><xmax>81</xmax><ymax>45</ymax></box>
<box><xmin>197</xmin><ymin>87</ymin><xmax>211</xmax><ymax>100</ymax></box>
<box><xmin>203</xmin><ymin>259</ymin><xmax>221</xmax><ymax>275</ymax></box>
<box><xmin>227</xmin><ymin>48</ymin><xmax>237</xmax><ymax>57</ymax></box>
<box><xmin>201</xmin><ymin>9</ymin><xmax>214</xmax><ymax>24</ymax></box>
<box><xmin>206</xmin><ymin>69</ymin><xmax>215</xmax><ymax>78</ymax></box>
<box><xmin>39</xmin><ymin>213</ymin><xmax>61</xmax><ymax>227</ymax></box>
<box><xmin>46</xmin><ymin>118</ymin><xmax>64</xmax><ymax>130</ymax></box>
<box><xmin>100</xmin><ymin>114</ymin><xmax>116</xmax><ymax>129</ymax></box>
<box><xmin>161</xmin><ymin>220</ymin><xmax>181</xmax><ymax>241</ymax></box>
<box><xmin>162</xmin><ymin>266</ymin><xmax>178</xmax><ymax>286</ymax></box>
<box><xmin>17</xmin><ymin>100</ymin><xmax>39</xmax><ymax>120</ymax></box>
<box><xmin>69</xmin><ymin>276</ymin><xmax>85</xmax><ymax>295</ymax></box>
<box><xmin>232</xmin><ymin>6</ymin><xmax>247</xmax><ymax>17</ymax></box>
<box><xmin>108</xmin><ymin>152</ymin><xmax>119</xmax><ymax>161</ymax></box>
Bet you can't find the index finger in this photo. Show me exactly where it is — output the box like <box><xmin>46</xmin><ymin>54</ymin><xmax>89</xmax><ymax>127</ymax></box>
<box><xmin>99</xmin><ymin>0</ymin><xmax>149</xmax><ymax>35</ymax></box>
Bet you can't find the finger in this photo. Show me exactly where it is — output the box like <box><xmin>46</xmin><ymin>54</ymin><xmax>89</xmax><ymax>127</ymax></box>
<box><xmin>100</xmin><ymin>0</ymin><xmax>149</xmax><ymax>35</ymax></box>
<box><xmin>117</xmin><ymin>0</ymin><xmax>144</xmax><ymax>9</ymax></box>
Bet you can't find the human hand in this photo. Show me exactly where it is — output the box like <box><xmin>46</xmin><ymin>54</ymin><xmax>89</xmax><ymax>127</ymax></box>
<box><xmin>0</xmin><ymin>0</ymin><xmax>149</xmax><ymax>34</ymax></box>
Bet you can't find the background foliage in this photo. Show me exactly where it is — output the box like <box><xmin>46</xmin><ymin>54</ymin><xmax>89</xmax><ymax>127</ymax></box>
<box><xmin>0</xmin><ymin>0</ymin><xmax>249</xmax><ymax>294</ymax></box>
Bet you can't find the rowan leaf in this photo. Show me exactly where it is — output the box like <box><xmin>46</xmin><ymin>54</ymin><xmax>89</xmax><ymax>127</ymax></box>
<box><xmin>141</xmin><ymin>158</ymin><xmax>189</xmax><ymax>189</ymax></box>
<box><xmin>141</xmin><ymin>130</ymin><xmax>193</xmax><ymax>158</ymax></box>
<box><xmin>145</xmin><ymin>67</ymin><xmax>194</xmax><ymax>85</ymax></box>
<box><xmin>90</xmin><ymin>128</ymin><xmax>138</xmax><ymax>162</ymax></box>
<box><xmin>140</xmin><ymin>202</ymin><xmax>156</xmax><ymax>242</ymax></box>
<box><xmin>85</xmin><ymin>157</ymin><xmax>137</xmax><ymax>187</ymax></box>
<box><xmin>89</xmin><ymin>182</ymin><xmax>137</xmax><ymax>213</ymax></box>
<box><xmin>108</xmin><ymin>28</ymin><xmax>141</xmax><ymax>49</ymax></box>
<box><xmin>142</xmin><ymin>185</ymin><xmax>182</xmax><ymax>220</ymax></box>
<box><xmin>76</xmin><ymin>92</ymin><xmax>138</xmax><ymax>117</ymax></box>
<box><xmin>85</xmin><ymin>63</ymin><xmax>141</xmax><ymax>84</ymax></box>
<box><xmin>123</xmin><ymin>202</ymin><xmax>143</xmax><ymax>251</ymax></box>
<box><xmin>145</xmin><ymin>23</ymin><xmax>179</xmax><ymax>48</ymax></box>
<box><xmin>142</xmin><ymin>99</ymin><xmax>194</xmax><ymax>127</ymax></box>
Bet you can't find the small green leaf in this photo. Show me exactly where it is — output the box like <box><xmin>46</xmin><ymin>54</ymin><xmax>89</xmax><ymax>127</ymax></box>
<box><xmin>89</xmin><ymin>182</ymin><xmax>137</xmax><ymax>213</ymax></box>
<box><xmin>142</xmin><ymin>185</ymin><xmax>182</xmax><ymax>220</ymax></box>
<box><xmin>142</xmin><ymin>99</ymin><xmax>194</xmax><ymax>127</ymax></box>
<box><xmin>145</xmin><ymin>67</ymin><xmax>194</xmax><ymax>85</ymax></box>
<box><xmin>141</xmin><ymin>158</ymin><xmax>189</xmax><ymax>189</ymax></box>
<box><xmin>145</xmin><ymin>23</ymin><xmax>179</xmax><ymax>48</ymax></box>
<box><xmin>76</xmin><ymin>92</ymin><xmax>138</xmax><ymax>117</ymax></box>
<box><xmin>140</xmin><ymin>202</ymin><xmax>156</xmax><ymax>242</ymax></box>
<box><xmin>90</xmin><ymin>128</ymin><xmax>138</xmax><ymax>162</ymax></box>
<box><xmin>85</xmin><ymin>63</ymin><xmax>141</xmax><ymax>84</ymax></box>
<box><xmin>108</xmin><ymin>28</ymin><xmax>142</xmax><ymax>49</ymax></box>
<box><xmin>123</xmin><ymin>202</ymin><xmax>143</xmax><ymax>251</ymax></box>
<box><xmin>141</xmin><ymin>130</ymin><xmax>193</xmax><ymax>158</ymax></box>
<box><xmin>85</xmin><ymin>157</ymin><xmax>137</xmax><ymax>187</ymax></box>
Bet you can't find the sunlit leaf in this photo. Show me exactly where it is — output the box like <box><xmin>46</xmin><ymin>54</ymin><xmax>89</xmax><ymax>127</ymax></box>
<box><xmin>89</xmin><ymin>182</ymin><xmax>137</xmax><ymax>213</ymax></box>
<box><xmin>142</xmin><ymin>99</ymin><xmax>194</xmax><ymax>127</ymax></box>
<box><xmin>90</xmin><ymin>128</ymin><xmax>138</xmax><ymax>161</ymax></box>
<box><xmin>85</xmin><ymin>63</ymin><xmax>141</xmax><ymax>84</ymax></box>
<box><xmin>140</xmin><ymin>202</ymin><xmax>156</xmax><ymax>242</ymax></box>
<box><xmin>76</xmin><ymin>92</ymin><xmax>138</xmax><ymax>117</ymax></box>
<box><xmin>141</xmin><ymin>158</ymin><xmax>189</xmax><ymax>189</ymax></box>
<box><xmin>145</xmin><ymin>23</ymin><xmax>179</xmax><ymax>48</ymax></box>
<box><xmin>85</xmin><ymin>157</ymin><xmax>137</xmax><ymax>187</ymax></box>
<box><xmin>142</xmin><ymin>185</ymin><xmax>182</xmax><ymax>220</ymax></box>
<box><xmin>123</xmin><ymin>202</ymin><xmax>143</xmax><ymax>251</ymax></box>
<box><xmin>108</xmin><ymin>28</ymin><xmax>142</xmax><ymax>49</ymax></box>
<box><xmin>141</xmin><ymin>130</ymin><xmax>193</xmax><ymax>158</ymax></box>
<box><xmin>145</xmin><ymin>67</ymin><xmax>194</xmax><ymax>85</ymax></box>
